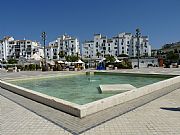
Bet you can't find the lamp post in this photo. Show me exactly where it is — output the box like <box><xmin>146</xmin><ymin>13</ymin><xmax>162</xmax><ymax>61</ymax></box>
<box><xmin>88</xmin><ymin>46</ymin><xmax>91</xmax><ymax>69</ymax></box>
<box><xmin>136</xmin><ymin>28</ymin><xmax>141</xmax><ymax>69</ymax></box>
<box><xmin>42</xmin><ymin>32</ymin><xmax>47</xmax><ymax>70</ymax></box>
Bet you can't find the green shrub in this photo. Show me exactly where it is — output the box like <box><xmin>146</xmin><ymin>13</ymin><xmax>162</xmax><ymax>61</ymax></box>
<box><xmin>36</xmin><ymin>64</ymin><xmax>41</xmax><ymax>70</ymax></box>
<box><xmin>8</xmin><ymin>59</ymin><xmax>17</xmax><ymax>64</ymax></box>
<box><xmin>42</xmin><ymin>66</ymin><xmax>48</xmax><ymax>71</ymax></box>
<box><xmin>29</xmin><ymin>64</ymin><xmax>36</xmax><ymax>71</ymax></box>
<box><xmin>24</xmin><ymin>65</ymin><xmax>29</xmax><ymax>70</ymax></box>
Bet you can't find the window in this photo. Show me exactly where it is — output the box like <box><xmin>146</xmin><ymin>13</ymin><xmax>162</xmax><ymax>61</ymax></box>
<box><xmin>121</xmin><ymin>42</ymin><xmax>123</xmax><ymax>45</ymax></box>
<box><xmin>122</xmin><ymin>51</ymin><xmax>124</xmax><ymax>54</ymax></box>
<box><xmin>71</xmin><ymin>41</ymin><xmax>74</xmax><ymax>43</ymax></box>
<box><xmin>102</xmin><ymin>43</ymin><xmax>105</xmax><ymax>46</ymax></box>
<box><xmin>127</xmin><ymin>41</ymin><xmax>130</xmax><ymax>44</ymax></box>
<box><xmin>9</xmin><ymin>41</ymin><xmax>14</xmax><ymax>44</ymax></box>
<box><xmin>122</xmin><ymin>47</ymin><xmax>124</xmax><ymax>49</ymax></box>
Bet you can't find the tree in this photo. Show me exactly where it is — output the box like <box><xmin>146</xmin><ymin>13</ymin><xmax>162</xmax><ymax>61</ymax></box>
<box><xmin>65</xmin><ymin>55</ymin><xmax>79</xmax><ymax>62</ymax></box>
<box><xmin>58</xmin><ymin>51</ymin><xmax>65</xmax><ymax>59</ymax></box>
<box><xmin>8</xmin><ymin>58</ymin><xmax>17</xmax><ymax>64</ymax></box>
<box><xmin>96</xmin><ymin>52</ymin><xmax>101</xmax><ymax>58</ymax></box>
<box><xmin>166</xmin><ymin>51</ymin><xmax>179</xmax><ymax>63</ymax></box>
<box><xmin>105</xmin><ymin>55</ymin><xmax>115</xmax><ymax>63</ymax></box>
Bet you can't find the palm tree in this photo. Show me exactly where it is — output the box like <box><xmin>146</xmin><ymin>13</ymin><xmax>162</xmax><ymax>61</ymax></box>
<box><xmin>65</xmin><ymin>55</ymin><xmax>79</xmax><ymax>62</ymax></box>
<box><xmin>105</xmin><ymin>55</ymin><xmax>115</xmax><ymax>63</ymax></box>
<box><xmin>58</xmin><ymin>51</ymin><xmax>65</xmax><ymax>60</ymax></box>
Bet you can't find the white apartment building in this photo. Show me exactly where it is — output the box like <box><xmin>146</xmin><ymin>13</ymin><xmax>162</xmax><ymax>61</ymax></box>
<box><xmin>0</xmin><ymin>36</ymin><xmax>42</xmax><ymax>61</ymax></box>
<box><xmin>82</xmin><ymin>33</ymin><xmax>151</xmax><ymax>59</ymax></box>
<box><xmin>45</xmin><ymin>34</ymin><xmax>80</xmax><ymax>60</ymax></box>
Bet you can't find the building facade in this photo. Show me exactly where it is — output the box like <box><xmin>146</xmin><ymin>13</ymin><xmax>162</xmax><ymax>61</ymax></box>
<box><xmin>45</xmin><ymin>34</ymin><xmax>80</xmax><ymax>60</ymax></box>
<box><xmin>82</xmin><ymin>33</ymin><xmax>151</xmax><ymax>59</ymax></box>
<box><xmin>0</xmin><ymin>36</ymin><xmax>42</xmax><ymax>61</ymax></box>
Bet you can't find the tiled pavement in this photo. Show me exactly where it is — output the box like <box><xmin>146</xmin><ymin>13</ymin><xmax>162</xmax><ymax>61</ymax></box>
<box><xmin>1</xmin><ymin>88</ymin><xmax>180</xmax><ymax>135</ymax></box>
<box><xmin>82</xmin><ymin>88</ymin><xmax>180</xmax><ymax>135</ymax></box>
<box><xmin>1</xmin><ymin>69</ymin><xmax>180</xmax><ymax>135</ymax></box>
<box><xmin>0</xmin><ymin>94</ymin><xmax>71</xmax><ymax>135</ymax></box>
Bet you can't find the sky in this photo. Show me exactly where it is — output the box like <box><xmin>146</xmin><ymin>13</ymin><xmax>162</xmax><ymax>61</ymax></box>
<box><xmin>0</xmin><ymin>0</ymin><xmax>180</xmax><ymax>49</ymax></box>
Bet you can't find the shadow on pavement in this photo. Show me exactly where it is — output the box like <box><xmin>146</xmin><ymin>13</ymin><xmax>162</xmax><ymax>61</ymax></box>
<box><xmin>160</xmin><ymin>107</ymin><xmax>180</xmax><ymax>112</ymax></box>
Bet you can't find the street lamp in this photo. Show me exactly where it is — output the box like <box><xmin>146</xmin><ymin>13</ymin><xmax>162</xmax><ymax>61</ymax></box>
<box><xmin>136</xmin><ymin>28</ymin><xmax>141</xmax><ymax>69</ymax></box>
<box><xmin>41</xmin><ymin>32</ymin><xmax>47</xmax><ymax>71</ymax></box>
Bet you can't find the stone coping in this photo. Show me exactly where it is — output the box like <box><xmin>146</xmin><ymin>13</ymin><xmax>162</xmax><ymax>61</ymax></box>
<box><xmin>0</xmin><ymin>72</ymin><xmax>180</xmax><ymax>118</ymax></box>
<box><xmin>82</xmin><ymin>75</ymin><xmax>180</xmax><ymax>117</ymax></box>
<box><xmin>99</xmin><ymin>84</ymin><xmax>136</xmax><ymax>93</ymax></box>
<box><xmin>3</xmin><ymin>72</ymin><xmax>84</xmax><ymax>82</ymax></box>
<box><xmin>94</xmin><ymin>71</ymin><xmax>177</xmax><ymax>78</ymax></box>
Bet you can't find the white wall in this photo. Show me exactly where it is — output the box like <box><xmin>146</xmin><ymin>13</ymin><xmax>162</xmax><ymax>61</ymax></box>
<box><xmin>82</xmin><ymin>33</ymin><xmax>152</xmax><ymax>60</ymax></box>
<box><xmin>130</xmin><ymin>58</ymin><xmax>159</xmax><ymax>68</ymax></box>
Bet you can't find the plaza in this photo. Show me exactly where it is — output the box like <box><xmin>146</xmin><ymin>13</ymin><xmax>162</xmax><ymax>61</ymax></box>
<box><xmin>0</xmin><ymin>68</ymin><xmax>180</xmax><ymax>135</ymax></box>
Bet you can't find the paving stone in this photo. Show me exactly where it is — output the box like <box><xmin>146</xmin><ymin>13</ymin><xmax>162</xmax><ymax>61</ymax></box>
<box><xmin>1</xmin><ymin>70</ymin><xmax>180</xmax><ymax>135</ymax></box>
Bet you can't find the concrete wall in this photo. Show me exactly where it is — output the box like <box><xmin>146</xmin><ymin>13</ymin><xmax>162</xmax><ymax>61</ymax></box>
<box><xmin>0</xmin><ymin>80</ymin><xmax>82</xmax><ymax>117</ymax></box>
<box><xmin>1</xmin><ymin>74</ymin><xmax>180</xmax><ymax>118</ymax></box>
<box><xmin>80</xmin><ymin>75</ymin><xmax>180</xmax><ymax>117</ymax></box>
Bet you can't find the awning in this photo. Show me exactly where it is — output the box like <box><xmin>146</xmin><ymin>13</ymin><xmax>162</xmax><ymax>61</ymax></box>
<box><xmin>57</xmin><ymin>60</ymin><xmax>65</xmax><ymax>64</ymax></box>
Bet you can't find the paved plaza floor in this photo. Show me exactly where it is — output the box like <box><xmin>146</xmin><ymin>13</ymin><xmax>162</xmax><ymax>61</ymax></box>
<box><xmin>1</xmin><ymin>68</ymin><xmax>180</xmax><ymax>135</ymax></box>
